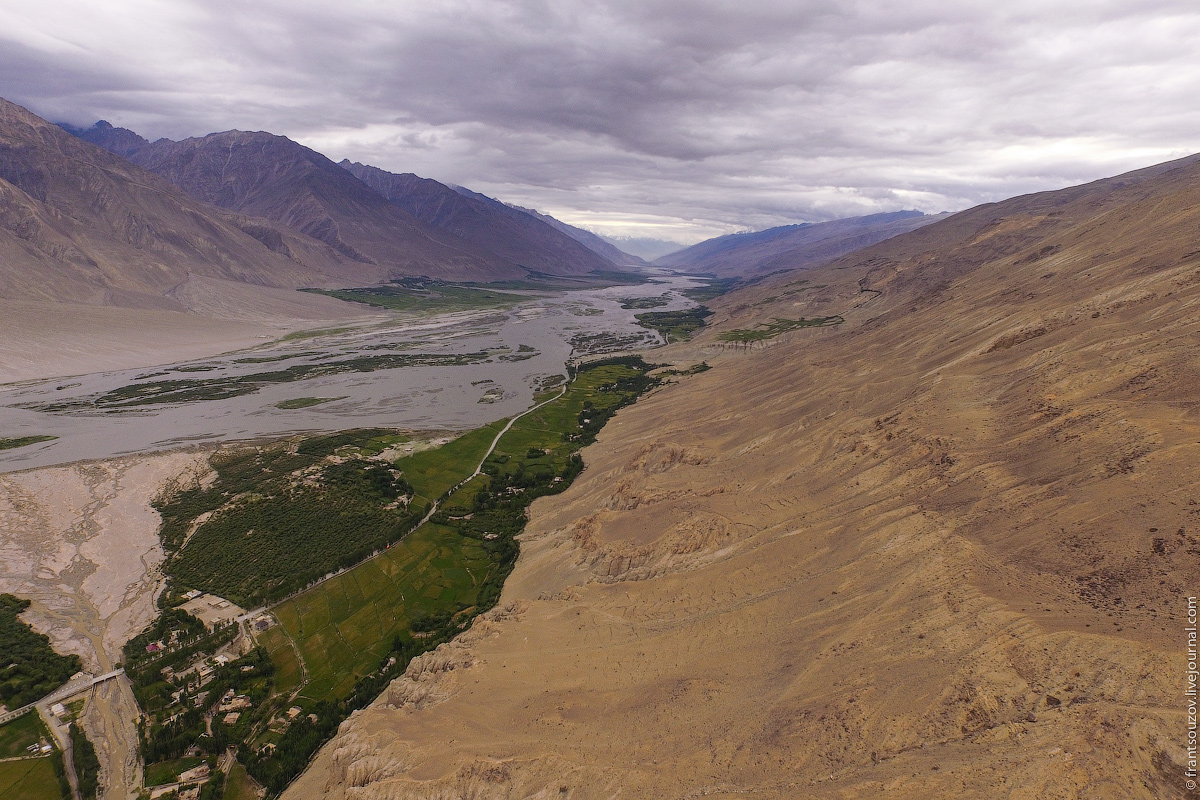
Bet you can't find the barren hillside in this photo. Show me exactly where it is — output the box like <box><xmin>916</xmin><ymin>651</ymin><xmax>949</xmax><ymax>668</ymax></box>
<box><xmin>287</xmin><ymin>155</ymin><xmax>1200</xmax><ymax>799</ymax></box>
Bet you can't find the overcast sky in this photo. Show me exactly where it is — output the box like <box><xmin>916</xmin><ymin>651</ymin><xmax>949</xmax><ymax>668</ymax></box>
<box><xmin>4</xmin><ymin>1</ymin><xmax>1200</xmax><ymax>243</ymax></box>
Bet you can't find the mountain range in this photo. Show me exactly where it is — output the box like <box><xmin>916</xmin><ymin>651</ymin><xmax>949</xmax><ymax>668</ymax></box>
<box><xmin>654</xmin><ymin>210</ymin><xmax>946</xmax><ymax>278</ymax></box>
<box><xmin>68</xmin><ymin>122</ymin><xmax>615</xmax><ymax>282</ymax></box>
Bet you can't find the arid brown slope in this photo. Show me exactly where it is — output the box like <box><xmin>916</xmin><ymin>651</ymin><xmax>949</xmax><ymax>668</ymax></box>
<box><xmin>0</xmin><ymin>98</ymin><xmax>369</xmax><ymax>307</ymax></box>
<box><xmin>287</xmin><ymin>155</ymin><xmax>1200</xmax><ymax>799</ymax></box>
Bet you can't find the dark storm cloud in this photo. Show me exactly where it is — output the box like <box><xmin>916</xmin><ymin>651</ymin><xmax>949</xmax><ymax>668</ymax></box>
<box><xmin>4</xmin><ymin>1</ymin><xmax>1200</xmax><ymax>240</ymax></box>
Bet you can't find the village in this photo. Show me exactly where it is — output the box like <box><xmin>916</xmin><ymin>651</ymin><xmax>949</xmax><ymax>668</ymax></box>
<box><xmin>124</xmin><ymin>590</ymin><xmax>306</xmax><ymax>799</ymax></box>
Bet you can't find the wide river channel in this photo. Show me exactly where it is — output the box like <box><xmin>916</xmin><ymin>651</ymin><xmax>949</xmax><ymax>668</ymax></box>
<box><xmin>0</xmin><ymin>270</ymin><xmax>704</xmax><ymax>473</ymax></box>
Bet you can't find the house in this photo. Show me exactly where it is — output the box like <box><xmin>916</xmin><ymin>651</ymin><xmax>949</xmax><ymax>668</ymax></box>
<box><xmin>222</xmin><ymin>712</ymin><xmax>241</xmax><ymax>725</ymax></box>
<box><xmin>286</xmin><ymin>706</ymin><xmax>302</xmax><ymax>719</ymax></box>
<box><xmin>50</xmin><ymin>703</ymin><xmax>66</xmax><ymax>718</ymax></box>
<box><xmin>184</xmin><ymin>590</ymin><xmax>202</xmax><ymax>600</ymax></box>
<box><xmin>178</xmin><ymin>764</ymin><xmax>210</xmax><ymax>783</ymax></box>
<box><xmin>218</xmin><ymin>696</ymin><xmax>252</xmax><ymax>713</ymax></box>
<box><xmin>213</xmin><ymin>655</ymin><xmax>231</xmax><ymax>666</ymax></box>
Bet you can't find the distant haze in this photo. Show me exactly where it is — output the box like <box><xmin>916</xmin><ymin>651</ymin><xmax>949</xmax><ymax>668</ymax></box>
<box><xmin>599</xmin><ymin>235</ymin><xmax>689</xmax><ymax>261</ymax></box>
<box><xmin>4</xmin><ymin>2</ymin><xmax>1200</xmax><ymax>239</ymax></box>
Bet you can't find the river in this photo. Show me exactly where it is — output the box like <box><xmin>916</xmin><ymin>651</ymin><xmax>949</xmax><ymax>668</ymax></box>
<box><xmin>0</xmin><ymin>270</ymin><xmax>704</xmax><ymax>473</ymax></box>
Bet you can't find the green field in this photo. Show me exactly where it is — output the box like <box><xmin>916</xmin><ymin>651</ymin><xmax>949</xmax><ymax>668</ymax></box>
<box><xmin>305</xmin><ymin>279</ymin><xmax>531</xmax><ymax>313</ymax></box>
<box><xmin>718</xmin><ymin>315</ymin><xmax>844</xmax><ymax>343</ymax></box>
<box><xmin>257</xmin><ymin>626</ymin><xmax>304</xmax><ymax>697</ymax></box>
<box><xmin>0</xmin><ymin>712</ymin><xmax>51</xmax><ymax>759</ymax></box>
<box><xmin>144</xmin><ymin>756</ymin><xmax>205</xmax><ymax>787</ymax></box>
<box><xmin>388</xmin><ymin>423</ymin><xmax>505</xmax><ymax>505</ymax></box>
<box><xmin>273</xmin><ymin>520</ymin><xmax>495</xmax><ymax>702</ymax></box>
<box><xmin>273</xmin><ymin>359</ymin><xmax>654</xmax><ymax>702</ymax></box>
<box><xmin>275</xmin><ymin>396</ymin><xmax>347</xmax><ymax>410</ymax></box>
<box><xmin>0</xmin><ymin>757</ymin><xmax>65</xmax><ymax>800</ymax></box>
<box><xmin>223</xmin><ymin>761</ymin><xmax>260</xmax><ymax>800</ymax></box>
<box><xmin>0</xmin><ymin>436</ymin><xmax>57</xmax><ymax>451</ymax></box>
<box><xmin>634</xmin><ymin>306</ymin><xmax>712</xmax><ymax>341</ymax></box>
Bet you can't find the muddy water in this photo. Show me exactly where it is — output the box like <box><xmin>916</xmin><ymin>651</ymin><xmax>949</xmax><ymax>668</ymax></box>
<box><xmin>0</xmin><ymin>272</ymin><xmax>704</xmax><ymax>473</ymax></box>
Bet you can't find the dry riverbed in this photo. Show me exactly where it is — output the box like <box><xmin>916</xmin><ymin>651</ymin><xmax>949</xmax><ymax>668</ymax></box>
<box><xmin>0</xmin><ymin>450</ymin><xmax>212</xmax><ymax>799</ymax></box>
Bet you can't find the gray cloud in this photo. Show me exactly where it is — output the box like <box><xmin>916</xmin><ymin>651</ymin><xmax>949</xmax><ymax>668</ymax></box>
<box><xmin>4</xmin><ymin>0</ymin><xmax>1200</xmax><ymax>240</ymax></box>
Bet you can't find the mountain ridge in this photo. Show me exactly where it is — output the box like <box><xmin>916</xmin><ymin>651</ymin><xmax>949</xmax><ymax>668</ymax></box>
<box><xmin>654</xmin><ymin>210</ymin><xmax>945</xmax><ymax>278</ymax></box>
<box><xmin>341</xmin><ymin>160</ymin><xmax>619</xmax><ymax>276</ymax></box>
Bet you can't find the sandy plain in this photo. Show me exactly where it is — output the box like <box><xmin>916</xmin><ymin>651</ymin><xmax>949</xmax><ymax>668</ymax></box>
<box><xmin>0</xmin><ymin>451</ymin><xmax>212</xmax><ymax>799</ymax></box>
<box><xmin>0</xmin><ymin>278</ymin><xmax>383</xmax><ymax>384</ymax></box>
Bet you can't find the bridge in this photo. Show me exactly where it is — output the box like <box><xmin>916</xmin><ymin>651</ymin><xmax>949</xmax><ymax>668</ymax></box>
<box><xmin>0</xmin><ymin>668</ymin><xmax>125</xmax><ymax>726</ymax></box>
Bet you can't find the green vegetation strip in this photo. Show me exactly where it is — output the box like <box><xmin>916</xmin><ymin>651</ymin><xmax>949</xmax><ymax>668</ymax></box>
<box><xmin>275</xmin><ymin>396</ymin><xmax>347</xmax><ymax>410</ymax></box>
<box><xmin>247</xmin><ymin>357</ymin><xmax>658</xmax><ymax>794</ymax></box>
<box><xmin>304</xmin><ymin>278</ymin><xmax>530</xmax><ymax>313</ymax></box>
<box><xmin>718</xmin><ymin>315</ymin><xmax>844</xmax><ymax>343</ymax></box>
<box><xmin>69</xmin><ymin>723</ymin><xmax>99</xmax><ymax>800</ymax></box>
<box><xmin>84</xmin><ymin>352</ymin><xmax>491</xmax><ymax>409</ymax></box>
<box><xmin>0</xmin><ymin>594</ymin><xmax>82</xmax><ymax>709</ymax></box>
<box><xmin>0</xmin><ymin>436</ymin><xmax>56</xmax><ymax>451</ymax></box>
<box><xmin>619</xmin><ymin>294</ymin><xmax>670</xmax><ymax>309</ymax></box>
<box><xmin>634</xmin><ymin>306</ymin><xmax>713</xmax><ymax>342</ymax></box>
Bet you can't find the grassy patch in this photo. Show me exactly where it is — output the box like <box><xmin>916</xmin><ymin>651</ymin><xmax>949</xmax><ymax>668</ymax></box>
<box><xmin>634</xmin><ymin>306</ymin><xmax>713</xmax><ymax>342</ymax></box>
<box><xmin>658</xmin><ymin>362</ymin><xmax>711</xmax><ymax>376</ymax></box>
<box><xmin>0</xmin><ymin>757</ymin><xmax>66</xmax><ymax>800</ymax></box>
<box><xmin>389</xmin><ymin>424</ymin><xmax>504</xmax><ymax>506</ymax></box>
<box><xmin>618</xmin><ymin>294</ymin><xmax>670</xmax><ymax>309</ymax></box>
<box><xmin>67</xmin><ymin>352</ymin><xmax>492</xmax><ymax>410</ymax></box>
<box><xmin>718</xmin><ymin>315</ymin><xmax>844</xmax><ymax>343</ymax></box>
<box><xmin>274</xmin><ymin>396</ymin><xmax>347</xmax><ymax>410</ymax></box>
<box><xmin>0</xmin><ymin>436</ymin><xmax>56</xmax><ymax>451</ymax></box>
<box><xmin>0</xmin><ymin>595</ymin><xmax>82</xmax><ymax>709</ymax></box>
<box><xmin>144</xmin><ymin>756</ymin><xmax>204</xmax><ymax>787</ymax></box>
<box><xmin>464</xmin><ymin>269</ymin><xmax>648</xmax><ymax>292</ymax></box>
<box><xmin>257</xmin><ymin>626</ymin><xmax>303</xmax><ymax>696</ymax></box>
<box><xmin>0</xmin><ymin>712</ymin><xmax>51</xmax><ymax>759</ymax></box>
<box><xmin>279</xmin><ymin>326</ymin><xmax>356</xmax><ymax>342</ymax></box>
<box><xmin>305</xmin><ymin>278</ymin><xmax>530</xmax><ymax>313</ymax></box>
<box><xmin>224</xmin><ymin>761</ymin><xmax>260</xmax><ymax>800</ymax></box>
<box><xmin>680</xmin><ymin>277</ymin><xmax>740</xmax><ymax>302</ymax></box>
